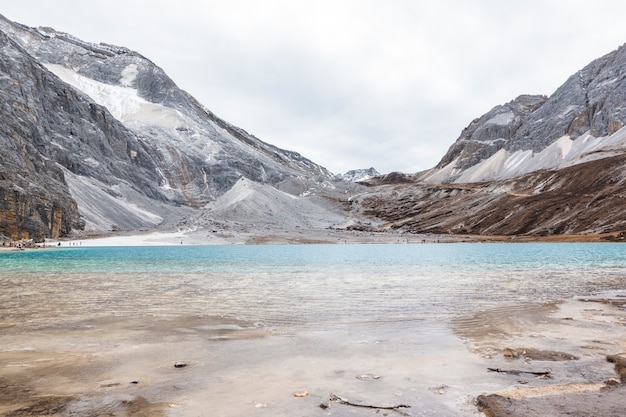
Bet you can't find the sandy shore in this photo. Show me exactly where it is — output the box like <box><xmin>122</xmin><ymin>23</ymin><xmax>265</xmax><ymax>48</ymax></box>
<box><xmin>464</xmin><ymin>294</ymin><xmax>626</xmax><ymax>417</ymax></box>
<box><xmin>1</xmin><ymin>286</ymin><xmax>625</xmax><ymax>416</ymax></box>
<box><xmin>31</xmin><ymin>226</ymin><xmax>626</xmax><ymax>248</ymax></box>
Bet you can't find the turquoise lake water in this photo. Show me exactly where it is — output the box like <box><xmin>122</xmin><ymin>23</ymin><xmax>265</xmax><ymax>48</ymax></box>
<box><xmin>2</xmin><ymin>242</ymin><xmax>626</xmax><ymax>417</ymax></box>
<box><xmin>2</xmin><ymin>242</ymin><xmax>625</xmax><ymax>328</ymax></box>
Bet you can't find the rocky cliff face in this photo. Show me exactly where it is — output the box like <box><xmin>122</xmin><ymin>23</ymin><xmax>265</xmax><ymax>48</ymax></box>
<box><xmin>0</xmin><ymin>29</ymin><xmax>87</xmax><ymax>240</ymax></box>
<box><xmin>435</xmin><ymin>94</ymin><xmax>548</xmax><ymax>171</ymax></box>
<box><xmin>0</xmin><ymin>15</ymin><xmax>336</xmax><ymax>240</ymax></box>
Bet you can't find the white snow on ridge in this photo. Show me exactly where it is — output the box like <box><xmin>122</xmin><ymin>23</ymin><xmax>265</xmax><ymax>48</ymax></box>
<box><xmin>424</xmin><ymin>126</ymin><xmax>626</xmax><ymax>184</ymax></box>
<box><xmin>45</xmin><ymin>63</ymin><xmax>202</xmax><ymax>132</ymax></box>
<box><xmin>45</xmin><ymin>63</ymin><xmax>224</xmax><ymax>158</ymax></box>
<box><xmin>45</xmin><ymin>63</ymin><xmax>144</xmax><ymax>122</ymax></box>
<box><xmin>45</xmin><ymin>63</ymin><xmax>207</xmax><ymax>132</ymax></box>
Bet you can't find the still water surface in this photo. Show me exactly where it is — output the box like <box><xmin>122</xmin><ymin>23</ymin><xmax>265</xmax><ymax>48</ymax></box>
<box><xmin>1</xmin><ymin>242</ymin><xmax>625</xmax><ymax>327</ymax></box>
<box><xmin>1</xmin><ymin>242</ymin><xmax>626</xmax><ymax>416</ymax></box>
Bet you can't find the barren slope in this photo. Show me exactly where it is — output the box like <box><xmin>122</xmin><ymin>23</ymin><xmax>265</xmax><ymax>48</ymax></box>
<box><xmin>356</xmin><ymin>154</ymin><xmax>626</xmax><ymax>236</ymax></box>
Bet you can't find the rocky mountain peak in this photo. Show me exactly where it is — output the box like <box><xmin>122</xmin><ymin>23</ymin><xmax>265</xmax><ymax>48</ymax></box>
<box><xmin>427</xmin><ymin>43</ymin><xmax>626</xmax><ymax>184</ymax></box>
<box><xmin>436</xmin><ymin>94</ymin><xmax>547</xmax><ymax>170</ymax></box>
<box><xmin>336</xmin><ymin>167</ymin><xmax>381</xmax><ymax>182</ymax></box>
<box><xmin>0</xmin><ymin>14</ymin><xmax>338</xmax><ymax>240</ymax></box>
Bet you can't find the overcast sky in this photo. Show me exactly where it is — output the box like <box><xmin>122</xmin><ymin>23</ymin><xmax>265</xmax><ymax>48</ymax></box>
<box><xmin>3</xmin><ymin>1</ymin><xmax>626</xmax><ymax>174</ymax></box>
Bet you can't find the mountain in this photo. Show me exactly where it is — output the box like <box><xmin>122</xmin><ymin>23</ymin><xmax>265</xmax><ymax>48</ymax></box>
<box><xmin>354</xmin><ymin>43</ymin><xmax>626</xmax><ymax>238</ymax></box>
<box><xmin>0</xmin><ymin>15</ymin><xmax>344</xmax><ymax>241</ymax></box>
<box><xmin>356</xmin><ymin>153</ymin><xmax>626</xmax><ymax>236</ymax></box>
<box><xmin>422</xmin><ymin>45</ymin><xmax>626</xmax><ymax>184</ymax></box>
<box><xmin>3</xmin><ymin>13</ymin><xmax>626</xmax><ymax>242</ymax></box>
<box><xmin>336</xmin><ymin>167</ymin><xmax>381</xmax><ymax>182</ymax></box>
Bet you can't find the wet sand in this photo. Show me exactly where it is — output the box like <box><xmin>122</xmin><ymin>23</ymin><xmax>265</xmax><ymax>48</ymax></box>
<box><xmin>0</xmin><ymin>316</ymin><xmax>267</xmax><ymax>417</ymax></box>
<box><xmin>0</xmin><ymin>291</ymin><xmax>625</xmax><ymax>417</ymax></box>
<box><xmin>1</xmin><ymin>315</ymin><xmax>481</xmax><ymax>416</ymax></box>
<box><xmin>458</xmin><ymin>294</ymin><xmax>626</xmax><ymax>417</ymax></box>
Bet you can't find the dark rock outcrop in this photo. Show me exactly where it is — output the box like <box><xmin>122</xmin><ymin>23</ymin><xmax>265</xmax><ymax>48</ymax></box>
<box><xmin>0</xmin><ymin>29</ymin><xmax>89</xmax><ymax>240</ymax></box>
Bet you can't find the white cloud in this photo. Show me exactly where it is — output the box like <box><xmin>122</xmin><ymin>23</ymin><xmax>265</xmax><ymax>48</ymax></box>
<box><xmin>3</xmin><ymin>0</ymin><xmax>626</xmax><ymax>174</ymax></box>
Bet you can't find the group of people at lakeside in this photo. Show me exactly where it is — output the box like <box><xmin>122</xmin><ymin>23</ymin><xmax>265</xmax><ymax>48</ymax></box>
<box><xmin>0</xmin><ymin>238</ymin><xmax>56</xmax><ymax>250</ymax></box>
<box><xmin>1</xmin><ymin>239</ymin><xmax>38</xmax><ymax>250</ymax></box>
<box><xmin>0</xmin><ymin>237</ymin><xmax>81</xmax><ymax>250</ymax></box>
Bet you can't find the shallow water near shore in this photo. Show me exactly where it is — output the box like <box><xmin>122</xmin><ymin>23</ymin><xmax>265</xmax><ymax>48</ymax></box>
<box><xmin>1</xmin><ymin>243</ymin><xmax>626</xmax><ymax>416</ymax></box>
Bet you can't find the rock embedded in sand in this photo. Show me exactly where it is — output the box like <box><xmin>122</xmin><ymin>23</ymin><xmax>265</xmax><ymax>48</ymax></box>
<box><xmin>174</xmin><ymin>362</ymin><xmax>188</xmax><ymax>368</ymax></box>
<box><xmin>477</xmin><ymin>386</ymin><xmax>626</xmax><ymax>417</ymax></box>
<box><xmin>606</xmin><ymin>354</ymin><xmax>626</xmax><ymax>382</ymax></box>
<box><xmin>356</xmin><ymin>373</ymin><xmax>381</xmax><ymax>380</ymax></box>
<box><xmin>604</xmin><ymin>377</ymin><xmax>620</xmax><ymax>388</ymax></box>
<box><xmin>503</xmin><ymin>347</ymin><xmax>578</xmax><ymax>361</ymax></box>
<box><xmin>477</xmin><ymin>353</ymin><xmax>626</xmax><ymax>417</ymax></box>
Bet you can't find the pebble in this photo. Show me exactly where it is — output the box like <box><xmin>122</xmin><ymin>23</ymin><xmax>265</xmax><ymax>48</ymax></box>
<box><xmin>356</xmin><ymin>374</ymin><xmax>381</xmax><ymax>380</ymax></box>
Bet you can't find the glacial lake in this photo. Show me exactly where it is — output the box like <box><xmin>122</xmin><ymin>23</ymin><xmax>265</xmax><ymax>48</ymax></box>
<box><xmin>2</xmin><ymin>243</ymin><xmax>625</xmax><ymax>326</ymax></box>
<box><xmin>1</xmin><ymin>242</ymin><xmax>626</xmax><ymax>416</ymax></box>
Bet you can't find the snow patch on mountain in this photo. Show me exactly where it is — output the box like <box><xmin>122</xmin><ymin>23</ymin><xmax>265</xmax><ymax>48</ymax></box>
<box><xmin>45</xmin><ymin>64</ymin><xmax>237</xmax><ymax>164</ymax></box>
<box><xmin>45</xmin><ymin>63</ymin><xmax>188</xmax><ymax>129</ymax></box>
<box><xmin>45</xmin><ymin>64</ymin><xmax>143</xmax><ymax>122</ymax></box>
<box><xmin>43</xmin><ymin>62</ymin><xmax>326</xmax><ymax>195</ymax></box>
<box><xmin>423</xmin><ymin>126</ymin><xmax>626</xmax><ymax>183</ymax></box>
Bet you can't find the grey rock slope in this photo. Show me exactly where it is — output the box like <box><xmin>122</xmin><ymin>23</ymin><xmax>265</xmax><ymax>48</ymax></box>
<box><xmin>435</xmin><ymin>94</ymin><xmax>548</xmax><ymax>171</ymax></box>
<box><xmin>424</xmin><ymin>44</ymin><xmax>626</xmax><ymax>183</ymax></box>
<box><xmin>355</xmin><ymin>152</ymin><xmax>626</xmax><ymax>236</ymax></box>
<box><xmin>0</xmin><ymin>15</ymin><xmax>338</xmax><ymax>240</ymax></box>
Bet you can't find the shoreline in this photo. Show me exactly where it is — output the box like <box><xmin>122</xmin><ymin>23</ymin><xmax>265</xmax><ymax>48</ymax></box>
<box><xmin>3</xmin><ymin>228</ymin><xmax>624</xmax><ymax>249</ymax></box>
<box><xmin>467</xmin><ymin>294</ymin><xmax>626</xmax><ymax>417</ymax></box>
<box><xmin>477</xmin><ymin>354</ymin><xmax>626</xmax><ymax>417</ymax></box>
<box><xmin>0</xmin><ymin>289</ymin><xmax>625</xmax><ymax>416</ymax></box>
